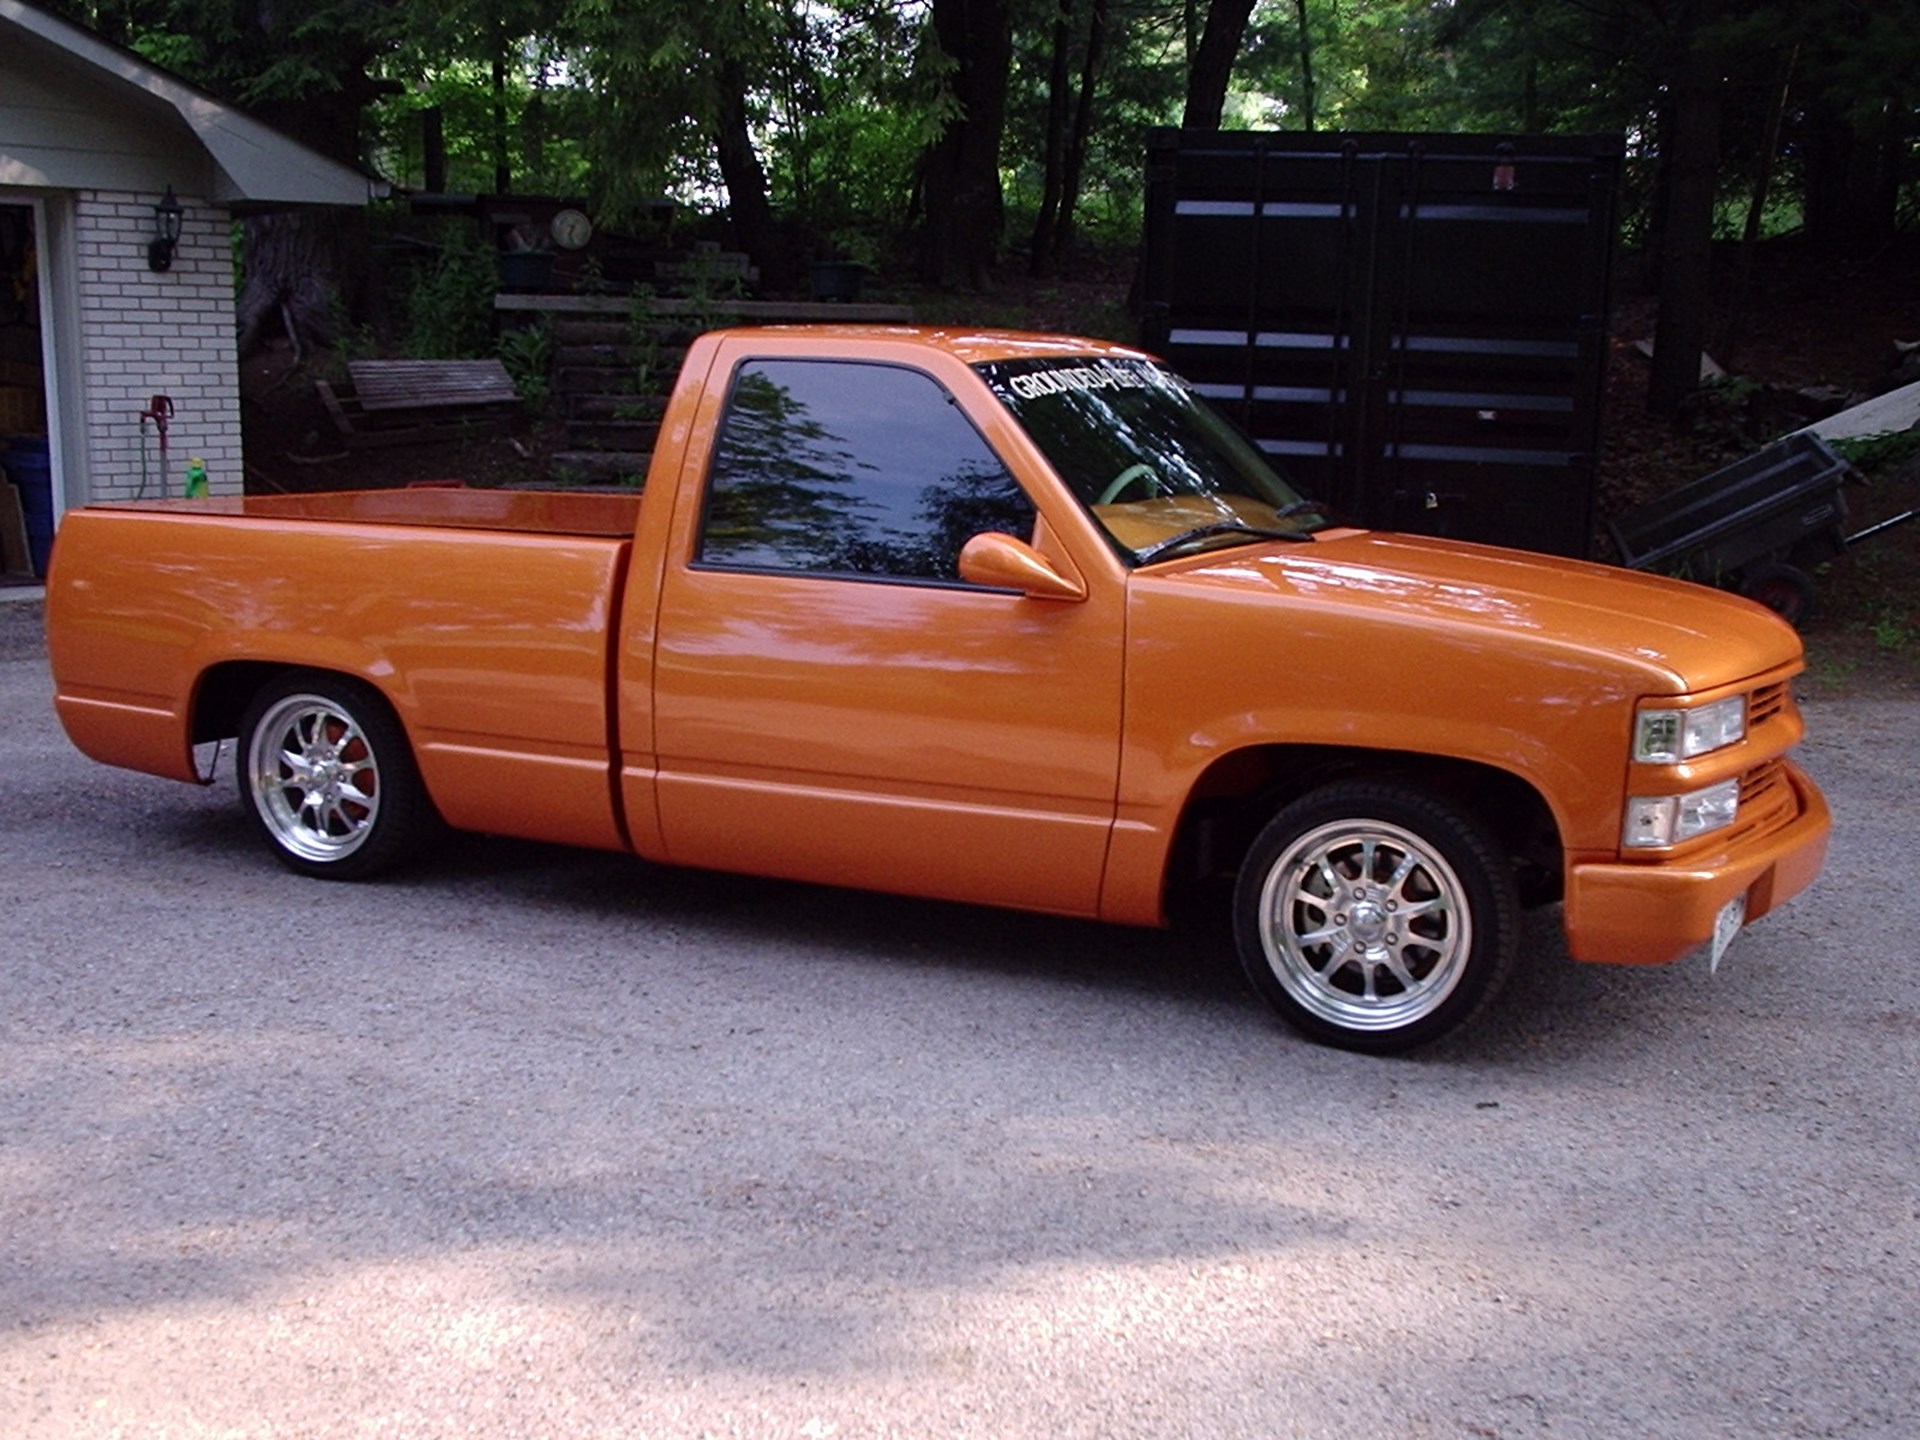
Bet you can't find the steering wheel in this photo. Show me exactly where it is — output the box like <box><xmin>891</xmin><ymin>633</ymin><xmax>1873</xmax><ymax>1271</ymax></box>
<box><xmin>1097</xmin><ymin>463</ymin><xmax>1160</xmax><ymax>505</ymax></box>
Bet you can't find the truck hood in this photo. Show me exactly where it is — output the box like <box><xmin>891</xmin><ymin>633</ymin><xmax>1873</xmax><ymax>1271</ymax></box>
<box><xmin>1151</xmin><ymin>529</ymin><xmax>1802</xmax><ymax>694</ymax></box>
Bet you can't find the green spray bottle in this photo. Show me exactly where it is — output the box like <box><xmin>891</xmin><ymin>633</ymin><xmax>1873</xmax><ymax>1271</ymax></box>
<box><xmin>184</xmin><ymin>456</ymin><xmax>209</xmax><ymax>499</ymax></box>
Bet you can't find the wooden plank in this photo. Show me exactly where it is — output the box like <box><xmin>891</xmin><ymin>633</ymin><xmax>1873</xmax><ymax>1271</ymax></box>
<box><xmin>315</xmin><ymin>378</ymin><xmax>357</xmax><ymax>440</ymax></box>
<box><xmin>317</xmin><ymin>375</ymin><xmax>515</xmax><ymax>450</ymax></box>
<box><xmin>1798</xmin><ymin>378</ymin><xmax>1920</xmax><ymax>443</ymax></box>
<box><xmin>0</xmin><ymin>481</ymin><xmax>31</xmax><ymax>578</ymax></box>
<box><xmin>492</xmin><ymin>293</ymin><xmax>917</xmax><ymax>323</ymax></box>
<box><xmin>347</xmin><ymin>359</ymin><xmax>519</xmax><ymax>412</ymax></box>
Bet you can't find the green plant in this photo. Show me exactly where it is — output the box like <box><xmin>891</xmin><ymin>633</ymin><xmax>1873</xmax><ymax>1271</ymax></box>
<box><xmin>402</xmin><ymin>221</ymin><xmax>496</xmax><ymax>359</ymax></box>
<box><xmin>626</xmin><ymin>283</ymin><xmax>666</xmax><ymax>397</ymax></box>
<box><xmin>1832</xmin><ymin>429</ymin><xmax>1920</xmax><ymax>477</ymax></box>
<box><xmin>825</xmin><ymin>226</ymin><xmax>882</xmax><ymax>270</ymax></box>
<box><xmin>496</xmin><ymin>321</ymin><xmax>554</xmax><ymax>415</ymax></box>
<box><xmin>1869</xmin><ymin>607</ymin><xmax>1916</xmax><ymax>652</ymax></box>
<box><xmin>682</xmin><ymin>256</ymin><xmax>746</xmax><ymax>334</ymax></box>
<box><xmin>574</xmin><ymin>253</ymin><xmax>608</xmax><ymax>294</ymax></box>
<box><xmin>1803</xmin><ymin>651</ymin><xmax>1860</xmax><ymax>690</ymax></box>
<box><xmin>1677</xmin><ymin>374</ymin><xmax>1772</xmax><ymax>457</ymax></box>
<box><xmin>325</xmin><ymin>294</ymin><xmax>377</xmax><ymax>370</ymax></box>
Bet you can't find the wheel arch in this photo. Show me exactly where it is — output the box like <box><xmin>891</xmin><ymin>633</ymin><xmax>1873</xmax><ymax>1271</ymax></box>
<box><xmin>1161</xmin><ymin>743</ymin><xmax>1566</xmax><ymax>921</ymax></box>
<box><xmin>191</xmin><ymin>661</ymin><xmax>413</xmax><ymax>748</ymax></box>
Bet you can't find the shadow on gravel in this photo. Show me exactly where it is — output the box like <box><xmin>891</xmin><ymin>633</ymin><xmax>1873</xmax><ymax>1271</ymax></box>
<box><xmin>399</xmin><ymin>829</ymin><xmax>1657</xmax><ymax>1070</ymax></box>
<box><xmin>421</xmin><ymin>829</ymin><xmax>1257</xmax><ymax>1011</ymax></box>
<box><xmin>82</xmin><ymin>764</ymin><xmax>1688</xmax><ymax>1071</ymax></box>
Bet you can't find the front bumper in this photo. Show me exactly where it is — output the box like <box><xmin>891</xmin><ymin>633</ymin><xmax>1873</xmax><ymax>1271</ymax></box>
<box><xmin>1562</xmin><ymin>760</ymin><xmax>1831</xmax><ymax>965</ymax></box>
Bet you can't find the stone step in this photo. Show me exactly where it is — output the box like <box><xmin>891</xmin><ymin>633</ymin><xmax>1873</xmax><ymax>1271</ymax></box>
<box><xmin>554</xmin><ymin>364</ymin><xmax>637</xmax><ymax>394</ymax></box>
<box><xmin>569</xmin><ymin>394</ymin><xmax>667</xmax><ymax>421</ymax></box>
<box><xmin>555</xmin><ymin>343</ymin><xmax>629</xmax><ymax>367</ymax></box>
<box><xmin>565</xmin><ymin>419</ymin><xmax>661</xmax><ymax>451</ymax></box>
<box><xmin>550</xmin><ymin>451</ymin><xmax>652</xmax><ymax>483</ymax></box>
<box><xmin>555</xmin><ymin>342</ymin><xmax>688</xmax><ymax>367</ymax></box>
<box><xmin>551</xmin><ymin>318</ymin><xmax>703</xmax><ymax>347</ymax></box>
<box><xmin>549</xmin><ymin>320</ymin><xmax>629</xmax><ymax>346</ymax></box>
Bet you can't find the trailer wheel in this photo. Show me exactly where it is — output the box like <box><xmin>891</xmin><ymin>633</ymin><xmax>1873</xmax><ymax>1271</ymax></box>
<box><xmin>1233</xmin><ymin>782</ymin><xmax>1519</xmax><ymax>1053</ymax></box>
<box><xmin>1740</xmin><ymin>563</ymin><xmax>1816</xmax><ymax>628</ymax></box>
<box><xmin>237</xmin><ymin>672</ymin><xmax>433</xmax><ymax>880</ymax></box>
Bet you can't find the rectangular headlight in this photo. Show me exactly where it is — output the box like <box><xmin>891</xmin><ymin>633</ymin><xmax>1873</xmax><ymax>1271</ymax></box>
<box><xmin>1634</xmin><ymin>695</ymin><xmax>1747</xmax><ymax>763</ymax></box>
<box><xmin>1623</xmin><ymin>778</ymin><xmax>1741</xmax><ymax>848</ymax></box>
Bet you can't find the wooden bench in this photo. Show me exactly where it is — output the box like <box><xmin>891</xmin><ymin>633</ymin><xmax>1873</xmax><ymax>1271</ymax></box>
<box><xmin>317</xmin><ymin>359</ymin><xmax>522</xmax><ymax>449</ymax></box>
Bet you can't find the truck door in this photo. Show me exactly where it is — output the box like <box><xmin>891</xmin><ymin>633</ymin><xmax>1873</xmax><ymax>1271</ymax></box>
<box><xmin>650</xmin><ymin>355</ymin><xmax>1126</xmax><ymax>917</ymax></box>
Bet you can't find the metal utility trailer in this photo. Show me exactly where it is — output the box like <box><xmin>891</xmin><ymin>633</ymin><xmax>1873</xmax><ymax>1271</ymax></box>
<box><xmin>1141</xmin><ymin>129</ymin><xmax>1621</xmax><ymax>559</ymax></box>
<box><xmin>1607</xmin><ymin>431</ymin><xmax>1916</xmax><ymax>625</ymax></box>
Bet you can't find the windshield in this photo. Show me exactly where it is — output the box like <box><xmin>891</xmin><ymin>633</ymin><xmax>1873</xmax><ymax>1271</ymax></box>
<box><xmin>975</xmin><ymin>356</ymin><xmax>1334</xmax><ymax>565</ymax></box>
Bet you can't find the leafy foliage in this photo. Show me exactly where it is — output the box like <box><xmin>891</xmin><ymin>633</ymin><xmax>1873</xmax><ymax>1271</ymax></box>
<box><xmin>495</xmin><ymin>320</ymin><xmax>555</xmax><ymax>414</ymax></box>
<box><xmin>48</xmin><ymin>0</ymin><xmax>1920</xmax><ymax>343</ymax></box>
<box><xmin>401</xmin><ymin>220</ymin><xmax>496</xmax><ymax>359</ymax></box>
<box><xmin>1833</xmin><ymin>429</ymin><xmax>1920</xmax><ymax>477</ymax></box>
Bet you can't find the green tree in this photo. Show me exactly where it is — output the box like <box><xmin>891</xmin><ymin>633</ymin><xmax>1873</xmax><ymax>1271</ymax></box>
<box><xmin>917</xmin><ymin>0</ymin><xmax>1014</xmax><ymax>286</ymax></box>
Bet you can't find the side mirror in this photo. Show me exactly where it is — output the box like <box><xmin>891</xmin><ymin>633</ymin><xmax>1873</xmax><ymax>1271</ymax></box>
<box><xmin>958</xmin><ymin>532</ymin><xmax>1087</xmax><ymax>602</ymax></box>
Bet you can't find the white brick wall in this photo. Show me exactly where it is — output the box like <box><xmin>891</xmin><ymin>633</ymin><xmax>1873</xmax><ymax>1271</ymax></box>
<box><xmin>73</xmin><ymin>190</ymin><xmax>244</xmax><ymax>500</ymax></box>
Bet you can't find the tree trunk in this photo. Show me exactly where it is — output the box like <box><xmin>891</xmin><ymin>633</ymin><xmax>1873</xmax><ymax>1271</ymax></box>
<box><xmin>1803</xmin><ymin>101</ymin><xmax>1902</xmax><ymax>256</ymax></box>
<box><xmin>1181</xmin><ymin>0</ymin><xmax>1257</xmax><ymax>130</ymax></box>
<box><xmin>1028</xmin><ymin>0</ymin><xmax>1076</xmax><ymax>275</ymax></box>
<box><xmin>1054</xmin><ymin>0</ymin><xmax>1108</xmax><ymax>259</ymax></box>
<box><xmin>235</xmin><ymin>210</ymin><xmax>356</xmax><ymax>359</ymax></box>
<box><xmin>491</xmin><ymin>26</ymin><xmax>511</xmax><ymax>194</ymax></box>
<box><xmin>918</xmin><ymin>0</ymin><xmax>1012</xmax><ymax>288</ymax></box>
<box><xmin>1722</xmin><ymin>44</ymin><xmax>1795</xmax><ymax>363</ymax></box>
<box><xmin>714</xmin><ymin>56</ymin><xmax>786</xmax><ymax>291</ymax></box>
<box><xmin>525</xmin><ymin>58</ymin><xmax>547</xmax><ymax>186</ymax></box>
<box><xmin>1293</xmin><ymin>0</ymin><xmax>1315</xmax><ymax>131</ymax></box>
<box><xmin>1648</xmin><ymin>39</ymin><xmax>1723</xmax><ymax>416</ymax></box>
<box><xmin>423</xmin><ymin>106</ymin><xmax>448</xmax><ymax>193</ymax></box>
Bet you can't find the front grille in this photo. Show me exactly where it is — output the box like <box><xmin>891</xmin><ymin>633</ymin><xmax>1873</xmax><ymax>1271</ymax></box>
<box><xmin>1734</xmin><ymin>758</ymin><xmax>1793</xmax><ymax>839</ymax></box>
<box><xmin>1748</xmin><ymin>681</ymin><xmax>1789</xmax><ymax>728</ymax></box>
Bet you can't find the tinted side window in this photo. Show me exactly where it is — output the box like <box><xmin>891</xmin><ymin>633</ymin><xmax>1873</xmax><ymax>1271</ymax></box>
<box><xmin>698</xmin><ymin>359</ymin><xmax>1034</xmax><ymax>582</ymax></box>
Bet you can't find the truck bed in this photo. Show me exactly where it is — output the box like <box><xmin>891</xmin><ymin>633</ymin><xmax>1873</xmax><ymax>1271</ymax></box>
<box><xmin>48</xmin><ymin>493</ymin><xmax>640</xmax><ymax>853</ymax></box>
<box><xmin>106</xmin><ymin>487</ymin><xmax>645</xmax><ymax>538</ymax></box>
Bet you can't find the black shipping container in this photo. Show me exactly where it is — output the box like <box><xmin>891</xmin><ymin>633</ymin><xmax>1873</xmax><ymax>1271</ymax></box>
<box><xmin>1141</xmin><ymin>129</ymin><xmax>1622</xmax><ymax>557</ymax></box>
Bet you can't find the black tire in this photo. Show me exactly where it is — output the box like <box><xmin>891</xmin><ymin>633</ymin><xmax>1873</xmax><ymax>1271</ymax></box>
<box><xmin>1739</xmin><ymin>562</ymin><xmax>1817</xmax><ymax>628</ymax></box>
<box><xmin>1232</xmin><ymin>782</ymin><xmax>1519</xmax><ymax>1053</ymax></box>
<box><xmin>236</xmin><ymin>670</ymin><xmax>435</xmax><ymax>880</ymax></box>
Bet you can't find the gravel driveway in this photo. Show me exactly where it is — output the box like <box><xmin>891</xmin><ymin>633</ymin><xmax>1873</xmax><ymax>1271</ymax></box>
<box><xmin>3</xmin><ymin>597</ymin><xmax>1916</xmax><ymax>1438</ymax></box>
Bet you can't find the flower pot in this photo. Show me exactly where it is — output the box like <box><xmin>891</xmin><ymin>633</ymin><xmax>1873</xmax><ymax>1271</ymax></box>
<box><xmin>496</xmin><ymin>251</ymin><xmax>557</xmax><ymax>292</ymax></box>
<box><xmin>810</xmin><ymin>261</ymin><xmax>867</xmax><ymax>303</ymax></box>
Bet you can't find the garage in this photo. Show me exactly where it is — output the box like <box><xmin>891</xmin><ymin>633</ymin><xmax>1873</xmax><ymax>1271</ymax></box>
<box><xmin>1</xmin><ymin>0</ymin><xmax>375</xmax><ymax>589</ymax></box>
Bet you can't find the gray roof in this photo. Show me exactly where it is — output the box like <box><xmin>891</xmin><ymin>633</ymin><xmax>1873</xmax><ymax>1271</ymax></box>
<box><xmin>0</xmin><ymin>0</ymin><xmax>380</xmax><ymax>205</ymax></box>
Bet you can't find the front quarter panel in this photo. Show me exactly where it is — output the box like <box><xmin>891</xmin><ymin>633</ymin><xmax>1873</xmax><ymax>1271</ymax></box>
<box><xmin>1105</xmin><ymin>555</ymin><xmax>1631</xmax><ymax>909</ymax></box>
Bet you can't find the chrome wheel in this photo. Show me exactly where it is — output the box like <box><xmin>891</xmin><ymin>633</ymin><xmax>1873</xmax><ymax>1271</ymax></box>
<box><xmin>237</xmin><ymin>672</ymin><xmax>432</xmax><ymax>879</ymax></box>
<box><xmin>246</xmin><ymin>692</ymin><xmax>382</xmax><ymax>863</ymax></box>
<box><xmin>1233</xmin><ymin>783</ymin><xmax>1518</xmax><ymax>1051</ymax></box>
<box><xmin>1255</xmin><ymin>818</ymin><xmax>1470</xmax><ymax>1034</ymax></box>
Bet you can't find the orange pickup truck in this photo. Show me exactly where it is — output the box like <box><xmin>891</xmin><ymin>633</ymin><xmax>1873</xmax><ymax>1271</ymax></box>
<box><xmin>46</xmin><ymin>327</ymin><xmax>1830</xmax><ymax>1051</ymax></box>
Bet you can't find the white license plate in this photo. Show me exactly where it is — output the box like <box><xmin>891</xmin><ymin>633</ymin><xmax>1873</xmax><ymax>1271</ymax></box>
<box><xmin>1709</xmin><ymin>893</ymin><xmax>1748</xmax><ymax>974</ymax></box>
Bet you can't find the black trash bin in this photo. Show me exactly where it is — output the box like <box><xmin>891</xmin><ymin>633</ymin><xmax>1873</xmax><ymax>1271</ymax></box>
<box><xmin>1</xmin><ymin>435</ymin><xmax>54</xmax><ymax>578</ymax></box>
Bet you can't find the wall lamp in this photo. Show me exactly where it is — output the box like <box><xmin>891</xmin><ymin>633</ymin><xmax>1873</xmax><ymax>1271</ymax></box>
<box><xmin>148</xmin><ymin>186</ymin><xmax>183</xmax><ymax>272</ymax></box>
